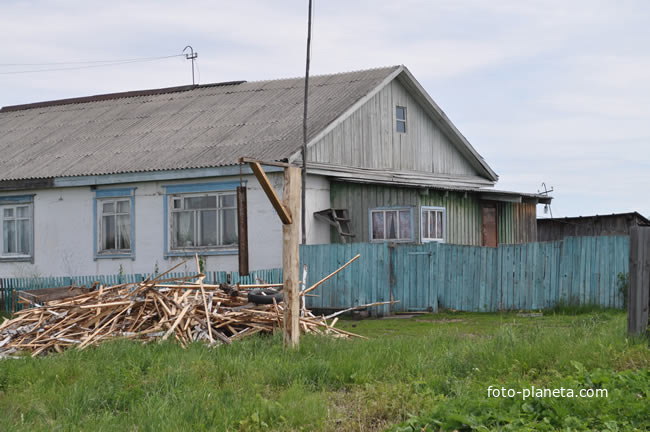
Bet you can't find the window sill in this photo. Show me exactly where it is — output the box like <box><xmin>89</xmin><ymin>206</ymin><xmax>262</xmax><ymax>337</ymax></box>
<box><xmin>164</xmin><ymin>249</ymin><xmax>238</xmax><ymax>258</ymax></box>
<box><xmin>94</xmin><ymin>252</ymin><xmax>135</xmax><ymax>261</ymax></box>
<box><xmin>370</xmin><ymin>239</ymin><xmax>413</xmax><ymax>243</ymax></box>
<box><xmin>0</xmin><ymin>256</ymin><xmax>33</xmax><ymax>263</ymax></box>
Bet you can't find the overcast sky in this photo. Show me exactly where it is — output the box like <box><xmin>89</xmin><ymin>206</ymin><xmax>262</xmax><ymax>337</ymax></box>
<box><xmin>2</xmin><ymin>1</ymin><xmax>648</xmax><ymax>219</ymax></box>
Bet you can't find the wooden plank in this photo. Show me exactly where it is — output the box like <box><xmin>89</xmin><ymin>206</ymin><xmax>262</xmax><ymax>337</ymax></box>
<box><xmin>430</xmin><ymin>243</ymin><xmax>439</xmax><ymax>312</ymax></box>
<box><xmin>237</xmin><ymin>186</ymin><xmax>249</xmax><ymax>276</ymax></box>
<box><xmin>250</xmin><ymin>161</ymin><xmax>292</xmax><ymax>225</ymax></box>
<box><xmin>628</xmin><ymin>227</ymin><xmax>649</xmax><ymax>335</ymax></box>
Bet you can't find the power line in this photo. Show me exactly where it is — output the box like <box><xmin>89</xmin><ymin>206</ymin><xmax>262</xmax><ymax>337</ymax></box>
<box><xmin>0</xmin><ymin>54</ymin><xmax>184</xmax><ymax>67</ymax></box>
<box><xmin>0</xmin><ymin>54</ymin><xmax>184</xmax><ymax>75</ymax></box>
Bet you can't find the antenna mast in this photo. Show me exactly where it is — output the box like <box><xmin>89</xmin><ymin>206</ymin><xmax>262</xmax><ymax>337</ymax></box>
<box><xmin>183</xmin><ymin>45</ymin><xmax>198</xmax><ymax>85</ymax></box>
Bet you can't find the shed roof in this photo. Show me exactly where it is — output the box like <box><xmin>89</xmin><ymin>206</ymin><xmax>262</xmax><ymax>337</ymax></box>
<box><xmin>537</xmin><ymin>212</ymin><xmax>650</xmax><ymax>226</ymax></box>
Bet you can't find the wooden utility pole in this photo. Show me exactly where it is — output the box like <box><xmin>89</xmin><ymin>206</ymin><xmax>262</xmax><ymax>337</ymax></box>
<box><xmin>282</xmin><ymin>166</ymin><xmax>301</xmax><ymax>347</ymax></box>
<box><xmin>240</xmin><ymin>157</ymin><xmax>301</xmax><ymax>347</ymax></box>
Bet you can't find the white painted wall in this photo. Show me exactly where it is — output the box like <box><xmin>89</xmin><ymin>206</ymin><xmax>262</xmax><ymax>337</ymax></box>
<box><xmin>0</xmin><ymin>173</ymin><xmax>331</xmax><ymax>278</ymax></box>
<box><xmin>304</xmin><ymin>174</ymin><xmax>331</xmax><ymax>245</ymax></box>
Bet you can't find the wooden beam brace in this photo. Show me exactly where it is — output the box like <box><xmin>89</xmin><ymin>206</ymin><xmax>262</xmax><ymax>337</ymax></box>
<box><xmin>238</xmin><ymin>157</ymin><xmax>295</xmax><ymax>169</ymax></box>
<box><xmin>249</xmin><ymin>161</ymin><xmax>292</xmax><ymax>225</ymax></box>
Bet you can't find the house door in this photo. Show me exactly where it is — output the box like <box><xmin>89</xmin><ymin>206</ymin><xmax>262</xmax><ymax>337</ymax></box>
<box><xmin>481</xmin><ymin>205</ymin><xmax>498</xmax><ymax>247</ymax></box>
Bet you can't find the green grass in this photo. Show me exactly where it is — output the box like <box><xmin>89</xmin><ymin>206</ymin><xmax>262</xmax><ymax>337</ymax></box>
<box><xmin>0</xmin><ymin>310</ymin><xmax>648</xmax><ymax>431</ymax></box>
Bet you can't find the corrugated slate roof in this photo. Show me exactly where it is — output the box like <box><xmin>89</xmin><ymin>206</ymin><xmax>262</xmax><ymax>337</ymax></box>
<box><xmin>0</xmin><ymin>66</ymin><xmax>400</xmax><ymax>181</ymax></box>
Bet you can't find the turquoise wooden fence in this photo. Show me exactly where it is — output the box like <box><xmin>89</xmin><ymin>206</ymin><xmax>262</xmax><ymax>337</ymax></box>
<box><xmin>1</xmin><ymin>268</ymin><xmax>284</xmax><ymax>312</ymax></box>
<box><xmin>300</xmin><ymin>242</ymin><xmax>392</xmax><ymax>316</ymax></box>
<box><xmin>301</xmin><ymin>236</ymin><xmax>629</xmax><ymax>315</ymax></box>
<box><xmin>1</xmin><ymin>236</ymin><xmax>629</xmax><ymax>315</ymax></box>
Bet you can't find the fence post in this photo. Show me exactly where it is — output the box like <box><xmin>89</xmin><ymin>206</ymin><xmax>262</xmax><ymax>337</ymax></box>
<box><xmin>628</xmin><ymin>226</ymin><xmax>650</xmax><ymax>336</ymax></box>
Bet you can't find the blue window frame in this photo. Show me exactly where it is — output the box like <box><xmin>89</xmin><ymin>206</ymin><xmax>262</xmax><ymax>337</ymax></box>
<box><xmin>0</xmin><ymin>195</ymin><xmax>35</xmax><ymax>262</ymax></box>
<box><xmin>368</xmin><ymin>207</ymin><xmax>413</xmax><ymax>242</ymax></box>
<box><xmin>420</xmin><ymin>206</ymin><xmax>446</xmax><ymax>243</ymax></box>
<box><xmin>163</xmin><ymin>181</ymin><xmax>243</xmax><ymax>258</ymax></box>
<box><xmin>93</xmin><ymin>188</ymin><xmax>136</xmax><ymax>260</ymax></box>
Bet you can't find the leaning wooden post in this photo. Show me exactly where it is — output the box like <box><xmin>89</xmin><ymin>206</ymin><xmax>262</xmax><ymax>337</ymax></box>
<box><xmin>283</xmin><ymin>166</ymin><xmax>301</xmax><ymax>347</ymax></box>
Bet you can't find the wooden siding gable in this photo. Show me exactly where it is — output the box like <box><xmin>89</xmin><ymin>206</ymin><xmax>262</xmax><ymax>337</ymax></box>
<box><xmin>295</xmin><ymin>66</ymin><xmax>498</xmax><ymax>184</ymax></box>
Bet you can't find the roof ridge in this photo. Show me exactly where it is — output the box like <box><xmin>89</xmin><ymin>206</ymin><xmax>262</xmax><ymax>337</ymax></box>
<box><xmin>0</xmin><ymin>81</ymin><xmax>246</xmax><ymax>113</ymax></box>
<box><xmin>242</xmin><ymin>64</ymin><xmax>401</xmax><ymax>85</ymax></box>
<box><xmin>0</xmin><ymin>66</ymin><xmax>401</xmax><ymax>114</ymax></box>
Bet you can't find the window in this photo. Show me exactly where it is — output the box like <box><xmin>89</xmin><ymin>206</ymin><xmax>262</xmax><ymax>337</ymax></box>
<box><xmin>421</xmin><ymin>206</ymin><xmax>446</xmax><ymax>243</ymax></box>
<box><xmin>170</xmin><ymin>193</ymin><xmax>237</xmax><ymax>249</ymax></box>
<box><xmin>396</xmin><ymin>106</ymin><xmax>407</xmax><ymax>133</ymax></box>
<box><xmin>370</xmin><ymin>208</ymin><xmax>412</xmax><ymax>242</ymax></box>
<box><xmin>164</xmin><ymin>181</ymin><xmax>241</xmax><ymax>256</ymax></box>
<box><xmin>1</xmin><ymin>201</ymin><xmax>33</xmax><ymax>259</ymax></box>
<box><xmin>94</xmin><ymin>188</ymin><xmax>135</xmax><ymax>259</ymax></box>
<box><xmin>99</xmin><ymin>199</ymin><xmax>132</xmax><ymax>252</ymax></box>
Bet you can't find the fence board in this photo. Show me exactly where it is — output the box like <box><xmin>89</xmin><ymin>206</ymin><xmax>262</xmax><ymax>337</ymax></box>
<box><xmin>628</xmin><ymin>227</ymin><xmax>649</xmax><ymax>335</ymax></box>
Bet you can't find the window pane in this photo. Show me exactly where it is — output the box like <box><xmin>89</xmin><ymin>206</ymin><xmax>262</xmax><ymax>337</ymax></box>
<box><xmin>396</xmin><ymin>106</ymin><xmax>406</xmax><ymax>120</ymax></box>
<box><xmin>117</xmin><ymin>200</ymin><xmax>130</xmax><ymax>213</ymax></box>
<box><xmin>17</xmin><ymin>219</ymin><xmax>30</xmax><ymax>254</ymax></box>
<box><xmin>386</xmin><ymin>211</ymin><xmax>397</xmax><ymax>239</ymax></box>
<box><xmin>372</xmin><ymin>212</ymin><xmax>384</xmax><ymax>240</ymax></box>
<box><xmin>17</xmin><ymin>206</ymin><xmax>29</xmax><ymax>218</ymax></box>
<box><xmin>3</xmin><ymin>208</ymin><xmax>14</xmax><ymax>218</ymax></box>
<box><xmin>173</xmin><ymin>198</ymin><xmax>182</xmax><ymax>209</ymax></box>
<box><xmin>173</xmin><ymin>211</ymin><xmax>194</xmax><ymax>247</ymax></box>
<box><xmin>102</xmin><ymin>202</ymin><xmax>115</xmax><ymax>214</ymax></box>
<box><xmin>399</xmin><ymin>211</ymin><xmax>411</xmax><ymax>239</ymax></box>
<box><xmin>429</xmin><ymin>212</ymin><xmax>436</xmax><ymax>239</ymax></box>
<box><xmin>117</xmin><ymin>214</ymin><xmax>131</xmax><ymax>250</ymax></box>
<box><xmin>220</xmin><ymin>194</ymin><xmax>236</xmax><ymax>208</ymax></box>
<box><xmin>221</xmin><ymin>208</ymin><xmax>238</xmax><ymax>245</ymax></box>
<box><xmin>199</xmin><ymin>210</ymin><xmax>218</xmax><ymax>246</ymax></box>
<box><xmin>185</xmin><ymin>196</ymin><xmax>216</xmax><ymax>209</ymax></box>
<box><xmin>396</xmin><ymin>121</ymin><xmax>406</xmax><ymax>133</ymax></box>
<box><xmin>102</xmin><ymin>215</ymin><xmax>116</xmax><ymax>250</ymax></box>
<box><xmin>436</xmin><ymin>212</ymin><xmax>443</xmax><ymax>239</ymax></box>
<box><xmin>3</xmin><ymin>219</ymin><xmax>16</xmax><ymax>253</ymax></box>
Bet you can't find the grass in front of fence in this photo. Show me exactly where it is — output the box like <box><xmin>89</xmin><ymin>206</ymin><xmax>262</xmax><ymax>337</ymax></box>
<box><xmin>0</xmin><ymin>311</ymin><xmax>648</xmax><ymax>431</ymax></box>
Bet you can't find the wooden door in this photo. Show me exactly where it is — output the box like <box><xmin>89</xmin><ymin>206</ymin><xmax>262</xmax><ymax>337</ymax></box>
<box><xmin>481</xmin><ymin>205</ymin><xmax>498</xmax><ymax>247</ymax></box>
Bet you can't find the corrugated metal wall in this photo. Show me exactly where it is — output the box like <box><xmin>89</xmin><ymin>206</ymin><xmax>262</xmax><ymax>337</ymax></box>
<box><xmin>330</xmin><ymin>182</ymin><xmax>538</xmax><ymax>245</ymax></box>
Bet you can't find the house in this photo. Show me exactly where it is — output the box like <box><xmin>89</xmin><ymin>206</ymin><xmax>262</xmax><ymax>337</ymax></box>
<box><xmin>0</xmin><ymin>65</ymin><xmax>551</xmax><ymax>277</ymax></box>
<box><xmin>537</xmin><ymin>212</ymin><xmax>650</xmax><ymax>242</ymax></box>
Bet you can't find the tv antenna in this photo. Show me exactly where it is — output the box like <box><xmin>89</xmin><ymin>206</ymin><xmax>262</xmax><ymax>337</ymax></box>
<box><xmin>538</xmin><ymin>182</ymin><xmax>554</xmax><ymax>218</ymax></box>
<box><xmin>183</xmin><ymin>45</ymin><xmax>198</xmax><ymax>85</ymax></box>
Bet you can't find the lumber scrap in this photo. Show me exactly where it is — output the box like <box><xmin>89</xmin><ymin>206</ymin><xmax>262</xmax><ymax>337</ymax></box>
<box><xmin>0</xmin><ymin>255</ymin><xmax>377</xmax><ymax>358</ymax></box>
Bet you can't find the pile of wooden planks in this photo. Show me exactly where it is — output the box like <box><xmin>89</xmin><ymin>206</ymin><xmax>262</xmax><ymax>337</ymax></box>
<box><xmin>0</xmin><ymin>258</ymin><xmax>387</xmax><ymax>358</ymax></box>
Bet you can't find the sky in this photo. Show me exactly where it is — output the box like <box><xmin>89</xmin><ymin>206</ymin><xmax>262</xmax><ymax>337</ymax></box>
<box><xmin>1</xmin><ymin>0</ymin><xmax>648</xmax><ymax>219</ymax></box>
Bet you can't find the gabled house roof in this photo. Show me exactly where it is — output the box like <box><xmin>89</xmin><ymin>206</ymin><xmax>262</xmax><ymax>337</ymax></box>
<box><xmin>0</xmin><ymin>65</ymin><xmax>496</xmax><ymax>183</ymax></box>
